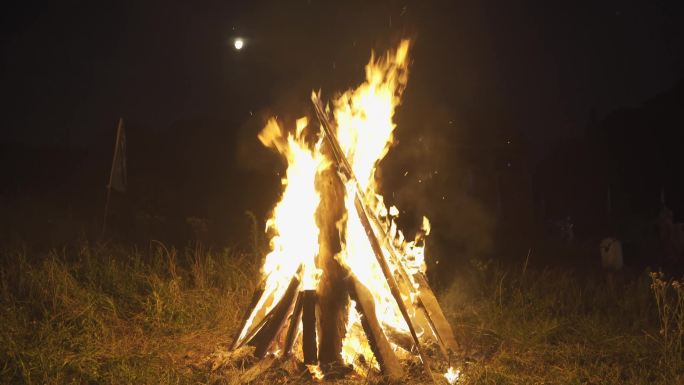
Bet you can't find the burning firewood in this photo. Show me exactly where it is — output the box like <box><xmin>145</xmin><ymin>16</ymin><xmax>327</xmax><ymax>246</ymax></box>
<box><xmin>347</xmin><ymin>274</ymin><xmax>404</xmax><ymax>381</ymax></box>
<box><xmin>229</xmin><ymin>39</ymin><xmax>460</xmax><ymax>383</ymax></box>
<box><xmin>315</xmin><ymin>160</ymin><xmax>350</xmax><ymax>373</ymax></box>
<box><xmin>246</xmin><ymin>274</ymin><xmax>301</xmax><ymax>358</ymax></box>
<box><xmin>282</xmin><ymin>291</ymin><xmax>303</xmax><ymax>357</ymax></box>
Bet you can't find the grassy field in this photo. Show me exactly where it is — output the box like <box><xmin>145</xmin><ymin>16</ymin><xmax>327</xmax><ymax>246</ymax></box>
<box><xmin>1</xmin><ymin>238</ymin><xmax>682</xmax><ymax>384</ymax></box>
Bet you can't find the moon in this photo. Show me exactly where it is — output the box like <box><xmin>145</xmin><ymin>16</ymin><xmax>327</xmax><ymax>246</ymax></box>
<box><xmin>234</xmin><ymin>38</ymin><xmax>244</xmax><ymax>50</ymax></box>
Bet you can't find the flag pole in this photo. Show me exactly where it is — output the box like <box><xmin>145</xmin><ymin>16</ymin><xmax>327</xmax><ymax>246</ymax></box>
<box><xmin>101</xmin><ymin>118</ymin><xmax>124</xmax><ymax>237</ymax></box>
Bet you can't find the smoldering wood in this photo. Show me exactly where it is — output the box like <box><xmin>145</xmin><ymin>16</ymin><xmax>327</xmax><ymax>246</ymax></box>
<box><xmin>347</xmin><ymin>275</ymin><xmax>404</xmax><ymax>381</ymax></box>
<box><xmin>315</xmin><ymin>145</ymin><xmax>350</xmax><ymax>372</ymax></box>
<box><xmin>283</xmin><ymin>291</ymin><xmax>304</xmax><ymax>358</ymax></box>
<box><xmin>247</xmin><ymin>275</ymin><xmax>301</xmax><ymax>358</ymax></box>
<box><xmin>302</xmin><ymin>289</ymin><xmax>318</xmax><ymax>364</ymax></box>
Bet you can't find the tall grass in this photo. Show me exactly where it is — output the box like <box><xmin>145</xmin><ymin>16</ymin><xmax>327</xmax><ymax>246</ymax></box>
<box><xmin>441</xmin><ymin>259</ymin><xmax>683</xmax><ymax>385</ymax></box>
<box><xmin>650</xmin><ymin>272</ymin><xmax>684</xmax><ymax>367</ymax></box>
<box><xmin>1</xmin><ymin>239</ymin><xmax>681</xmax><ymax>384</ymax></box>
<box><xmin>0</xmin><ymin>241</ymin><xmax>259</xmax><ymax>384</ymax></box>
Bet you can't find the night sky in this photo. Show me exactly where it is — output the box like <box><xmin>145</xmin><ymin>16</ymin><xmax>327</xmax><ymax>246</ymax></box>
<box><xmin>2</xmin><ymin>0</ymin><xmax>682</xmax><ymax>155</ymax></box>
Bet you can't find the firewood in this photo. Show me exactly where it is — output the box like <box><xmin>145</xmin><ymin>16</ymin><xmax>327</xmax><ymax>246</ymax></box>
<box><xmin>247</xmin><ymin>274</ymin><xmax>301</xmax><ymax>358</ymax></box>
<box><xmin>315</xmin><ymin>147</ymin><xmax>350</xmax><ymax>372</ymax></box>
<box><xmin>413</xmin><ymin>273</ymin><xmax>461</xmax><ymax>355</ymax></box>
<box><xmin>302</xmin><ymin>289</ymin><xmax>318</xmax><ymax>364</ymax></box>
<box><xmin>353</xmin><ymin>196</ymin><xmax>435</xmax><ymax>382</ymax></box>
<box><xmin>283</xmin><ymin>291</ymin><xmax>304</xmax><ymax>357</ymax></box>
<box><xmin>347</xmin><ymin>274</ymin><xmax>404</xmax><ymax>381</ymax></box>
<box><xmin>230</xmin><ymin>284</ymin><xmax>265</xmax><ymax>350</ymax></box>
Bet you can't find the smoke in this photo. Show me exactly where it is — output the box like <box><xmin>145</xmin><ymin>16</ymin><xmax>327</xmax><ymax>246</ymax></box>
<box><xmin>378</xmin><ymin>95</ymin><xmax>495</xmax><ymax>280</ymax></box>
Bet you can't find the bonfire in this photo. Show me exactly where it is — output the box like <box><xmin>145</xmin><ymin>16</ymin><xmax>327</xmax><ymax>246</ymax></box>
<box><xmin>230</xmin><ymin>40</ymin><xmax>461</xmax><ymax>383</ymax></box>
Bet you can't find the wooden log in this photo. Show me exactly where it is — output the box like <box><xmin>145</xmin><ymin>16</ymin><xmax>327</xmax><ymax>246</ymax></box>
<box><xmin>353</xmin><ymin>196</ymin><xmax>435</xmax><ymax>382</ymax></box>
<box><xmin>247</xmin><ymin>274</ymin><xmax>301</xmax><ymax>358</ymax></box>
<box><xmin>302</xmin><ymin>290</ymin><xmax>318</xmax><ymax>364</ymax></box>
<box><xmin>230</xmin><ymin>283</ymin><xmax>265</xmax><ymax>350</ymax></box>
<box><xmin>283</xmin><ymin>291</ymin><xmax>304</xmax><ymax>357</ymax></box>
<box><xmin>413</xmin><ymin>273</ymin><xmax>461</xmax><ymax>355</ymax></box>
<box><xmin>235</xmin><ymin>301</ymin><xmax>273</xmax><ymax>351</ymax></box>
<box><xmin>315</xmin><ymin>145</ymin><xmax>350</xmax><ymax>373</ymax></box>
<box><xmin>347</xmin><ymin>275</ymin><xmax>404</xmax><ymax>381</ymax></box>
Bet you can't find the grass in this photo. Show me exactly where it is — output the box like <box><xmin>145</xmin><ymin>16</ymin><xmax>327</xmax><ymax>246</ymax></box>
<box><xmin>0</xmin><ymin>238</ymin><xmax>682</xmax><ymax>384</ymax></box>
<box><xmin>0</xmin><ymin>240</ymin><xmax>260</xmax><ymax>384</ymax></box>
<box><xmin>441</xmin><ymin>259</ymin><xmax>684</xmax><ymax>384</ymax></box>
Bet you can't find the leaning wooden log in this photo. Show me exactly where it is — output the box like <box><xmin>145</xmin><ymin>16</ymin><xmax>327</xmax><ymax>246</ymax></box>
<box><xmin>347</xmin><ymin>274</ymin><xmax>404</xmax><ymax>382</ymax></box>
<box><xmin>247</xmin><ymin>274</ymin><xmax>301</xmax><ymax>358</ymax></box>
<box><xmin>230</xmin><ymin>281</ymin><xmax>265</xmax><ymax>350</ymax></box>
<box><xmin>302</xmin><ymin>289</ymin><xmax>318</xmax><ymax>364</ymax></box>
<box><xmin>283</xmin><ymin>291</ymin><xmax>304</xmax><ymax>357</ymax></box>
<box><xmin>353</xmin><ymin>196</ymin><xmax>435</xmax><ymax>383</ymax></box>
<box><xmin>413</xmin><ymin>272</ymin><xmax>461</xmax><ymax>355</ymax></box>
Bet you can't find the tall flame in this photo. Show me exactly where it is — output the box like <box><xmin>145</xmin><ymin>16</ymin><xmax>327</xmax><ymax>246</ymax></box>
<box><xmin>332</xmin><ymin>39</ymin><xmax>423</xmax><ymax>366</ymax></box>
<box><xmin>237</xmin><ymin>118</ymin><xmax>323</xmax><ymax>344</ymax></box>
